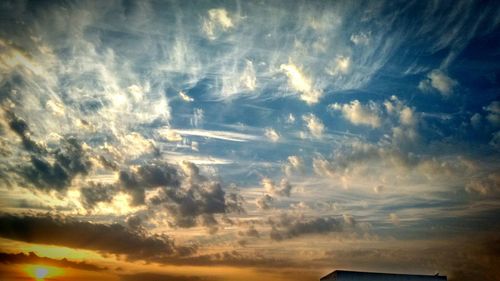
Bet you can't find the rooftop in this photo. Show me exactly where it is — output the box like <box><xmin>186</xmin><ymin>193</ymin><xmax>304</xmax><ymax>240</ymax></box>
<box><xmin>320</xmin><ymin>270</ymin><xmax>447</xmax><ymax>281</ymax></box>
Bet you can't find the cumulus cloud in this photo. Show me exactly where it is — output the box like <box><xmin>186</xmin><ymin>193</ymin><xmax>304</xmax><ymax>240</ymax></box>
<box><xmin>9</xmin><ymin>116</ymin><xmax>93</xmax><ymax>192</ymax></box>
<box><xmin>7</xmin><ymin>113</ymin><xmax>45</xmax><ymax>153</ymax></box>
<box><xmin>284</xmin><ymin>155</ymin><xmax>303</xmax><ymax>176</ymax></box>
<box><xmin>418</xmin><ymin>69</ymin><xmax>458</xmax><ymax>96</ymax></box>
<box><xmin>389</xmin><ymin>213</ymin><xmax>400</xmax><ymax>226</ymax></box>
<box><xmin>159</xmin><ymin>129</ymin><xmax>184</xmax><ymax>142</ymax></box>
<box><xmin>342</xmin><ymin>214</ymin><xmax>356</xmax><ymax>226</ymax></box>
<box><xmin>80</xmin><ymin>182</ymin><xmax>118</xmax><ymax>209</ymax></box>
<box><xmin>490</xmin><ymin>131</ymin><xmax>500</xmax><ymax>150</ymax></box>
<box><xmin>330</xmin><ymin>100</ymin><xmax>381</xmax><ymax>128</ymax></box>
<box><xmin>312</xmin><ymin>157</ymin><xmax>336</xmax><ymax>178</ymax></box>
<box><xmin>465</xmin><ymin>173</ymin><xmax>499</xmax><ymax>195</ymax></box>
<box><xmin>326</xmin><ymin>56</ymin><xmax>351</xmax><ymax>76</ymax></box>
<box><xmin>261</xmin><ymin>177</ymin><xmax>292</xmax><ymax>197</ymax></box>
<box><xmin>302</xmin><ymin>113</ymin><xmax>325</xmax><ymax>138</ymax></box>
<box><xmin>238</xmin><ymin>225</ymin><xmax>260</xmax><ymax>238</ymax></box>
<box><xmin>119</xmin><ymin>163</ymin><xmax>180</xmax><ymax>205</ymax></box>
<box><xmin>269</xmin><ymin>214</ymin><xmax>343</xmax><ymax>241</ymax></box>
<box><xmin>256</xmin><ymin>194</ymin><xmax>274</xmax><ymax>210</ymax></box>
<box><xmin>203</xmin><ymin>8</ymin><xmax>235</xmax><ymax>40</ymax></box>
<box><xmin>281</xmin><ymin>63</ymin><xmax>322</xmax><ymax>104</ymax></box>
<box><xmin>484</xmin><ymin>101</ymin><xmax>500</xmax><ymax>126</ymax></box>
<box><xmin>143</xmin><ymin>161</ymin><xmax>243</xmax><ymax>228</ymax></box>
<box><xmin>383</xmin><ymin>96</ymin><xmax>419</xmax><ymax>144</ymax></box>
<box><xmin>0</xmin><ymin>214</ymin><xmax>195</xmax><ymax>261</ymax></box>
<box><xmin>265</xmin><ymin>128</ymin><xmax>280</xmax><ymax>142</ymax></box>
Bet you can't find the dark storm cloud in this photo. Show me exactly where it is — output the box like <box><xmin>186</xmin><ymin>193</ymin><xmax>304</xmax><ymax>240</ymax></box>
<box><xmin>119</xmin><ymin>161</ymin><xmax>244</xmax><ymax>229</ymax></box>
<box><xmin>269</xmin><ymin>214</ymin><xmax>343</xmax><ymax>241</ymax></box>
<box><xmin>0</xmin><ymin>214</ymin><xmax>195</xmax><ymax>261</ymax></box>
<box><xmin>80</xmin><ymin>182</ymin><xmax>118</xmax><ymax>209</ymax></box>
<box><xmin>22</xmin><ymin>137</ymin><xmax>92</xmax><ymax>192</ymax></box>
<box><xmin>7</xmin><ymin>113</ymin><xmax>44</xmax><ymax>153</ymax></box>
<box><xmin>159</xmin><ymin>181</ymin><xmax>226</xmax><ymax>228</ymax></box>
<box><xmin>119</xmin><ymin>163</ymin><xmax>180</xmax><ymax>205</ymax></box>
<box><xmin>4</xmin><ymin>113</ymin><xmax>93</xmax><ymax>192</ymax></box>
<box><xmin>0</xmin><ymin>251</ymin><xmax>106</xmax><ymax>271</ymax></box>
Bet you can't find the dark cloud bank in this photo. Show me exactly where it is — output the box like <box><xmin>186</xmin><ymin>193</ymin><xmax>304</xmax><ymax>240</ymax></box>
<box><xmin>0</xmin><ymin>213</ymin><xmax>195</xmax><ymax>261</ymax></box>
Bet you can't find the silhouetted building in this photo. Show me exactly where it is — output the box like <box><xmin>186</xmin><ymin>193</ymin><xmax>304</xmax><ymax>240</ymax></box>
<box><xmin>320</xmin><ymin>270</ymin><xmax>447</xmax><ymax>281</ymax></box>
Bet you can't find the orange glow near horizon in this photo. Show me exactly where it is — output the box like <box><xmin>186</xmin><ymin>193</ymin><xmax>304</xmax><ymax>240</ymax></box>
<box><xmin>24</xmin><ymin>264</ymin><xmax>64</xmax><ymax>280</ymax></box>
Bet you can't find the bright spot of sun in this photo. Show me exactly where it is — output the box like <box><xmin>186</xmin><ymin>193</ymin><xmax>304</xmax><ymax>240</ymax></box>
<box><xmin>35</xmin><ymin>267</ymin><xmax>48</xmax><ymax>279</ymax></box>
<box><xmin>24</xmin><ymin>264</ymin><xmax>64</xmax><ymax>280</ymax></box>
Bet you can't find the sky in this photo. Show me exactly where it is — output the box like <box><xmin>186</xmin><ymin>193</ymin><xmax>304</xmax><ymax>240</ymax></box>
<box><xmin>0</xmin><ymin>0</ymin><xmax>499</xmax><ymax>280</ymax></box>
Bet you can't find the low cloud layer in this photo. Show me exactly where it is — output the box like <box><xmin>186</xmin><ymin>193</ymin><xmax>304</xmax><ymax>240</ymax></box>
<box><xmin>0</xmin><ymin>251</ymin><xmax>106</xmax><ymax>272</ymax></box>
<box><xmin>0</xmin><ymin>214</ymin><xmax>195</xmax><ymax>261</ymax></box>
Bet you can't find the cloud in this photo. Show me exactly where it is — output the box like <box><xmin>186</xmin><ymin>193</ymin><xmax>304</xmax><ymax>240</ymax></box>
<box><xmin>1</xmin><ymin>1</ymin><xmax>500</xmax><ymax>278</ymax></box>
<box><xmin>374</xmin><ymin>185</ymin><xmax>384</xmax><ymax>194</ymax></box>
<box><xmin>326</xmin><ymin>56</ymin><xmax>351</xmax><ymax>76</ymax></box>
<box><xmin>163</xmin><ymin>129</ymin><xmax>261</xmax><ymax>142</ymax></box>
<box><xmin>7</xmin><ymin>113</ymin><xmax>45</xmax><ymax>153</ymax></box>
<box><xmin>269</xmin><ymin>214</ymin><xmax>343</xmax><ymax>241</ymax></box>
<box><xmin>0</xmin><ymin>251</ymin><xmax>106</xmax><ymax>272</ymax></box>
<box><xmin>389</xmin><ymin>213</ymin><xmax>400</xmax><ymax>226</ymax></box>
<box><xmin>330</xmin><ymin>100</ymin><xmax>381</xmax><ymax>128</ymax></box>
<box><xmin>238</xmin><ymin>225</ymin><xmax>260</xmax><ymax>238</ymax></box>
<box><xmin>490</xmin><ymin>131</ymin><xmax>500</xmax><ymax>150</ymax></box>
<box><xmin>159</xmin><ymin>129</ymin><xmax>184</xmax><ymax>142</ymax></box>
<box><xmin>312</xmin><ymin>157</ymin><xmax>336</xmax><ymax>178</ymax></box>
<box><xmin>8</xmin><ymin>115</ymin><xmax>93</xmax><ymax>192</ymax></box>
<box><xmin>302</xmin><ymin>113</ymin><xmax>325</xmax><ymax>138</ymax></box>
<box><xmin>256</xmin><ymin>194</ymin><xmax>274</xmax><ymax>210</ymax></box>
<box><xmin>265</xmin><ymin>128</ymin><xmax>280</xmax><ymax>142</ymax></box>
<box><xmin>484</xmin><ymin>101</ymin><xmax>500</xmax><ymax>127</ymax></box>
<box><xmin>383</xmin><ymin>96</ymin><xmax>419</xmax><ymax>144</ymax></box>
<box><xmin>284</xmin><ymin>155</ymin><xmax>303</xmax><ymax>176</ymax></box>
<box><xmin>261</xmin><ymin>177</ymin><xmax>292</xmax><ymax>197</ymax></box>
<box><xmin>418</xmin><ymin>69</ymin><xmax>458</xmax><ymax>96</ymax></box>
<box><xmin>80</xmin><ymin>182</ymin><xmax>118</xmax><ymax>209</ymax></box>
<box><xmin>240</xmin><ymin>60</ymin><xmax>257</xmax><ymax>91</ymax></box>
<box><xmin>203</xmin><ymin>8</ymin><xmax>235</xmax><ymax>40</ymax></box>
<box><xmin>120</xmin><ymin>272</ymin><xmax>213</xmax><ymax>281</ymax></box>
<box><xmin>179</xmin><ymin>91</ymin><xmax>194</xmax><ymax>102</ymax></box>
<box><xmin>137</xmin><ymin>161</ymin><xmax>244</xmax><ymax>228</ymax></box>
<box><xmin>119</xmin><ymin>163</ymin><xmax>180</xmax><ymax>205</ymax></box>
<box><xmin>191</xmin><ymin>108</ymin><xmax>204</xmax><ymax>128</ymax></box>
<box><xmin>350</xmin><ymin>32</ymin><xmax>370</xmax><ymax>45</ymax></box>
<box><xmin>342</xmin><ymin>214</ymin><xmax>356</xmax><ymax>226</ymax></box>
<box><xmin>465</xmin><ymin>173</ymin><xmax>499</xmax><ymax>195</ymax></box>
<box><xmin>280</xmin><ymin>63</ymin><xmax>322</xmax><ymax>104</ymax></box>
<box><xmin>0</xmin><ymin>214</ymin><xmax>195</xmax><ymax>261</ymax></box>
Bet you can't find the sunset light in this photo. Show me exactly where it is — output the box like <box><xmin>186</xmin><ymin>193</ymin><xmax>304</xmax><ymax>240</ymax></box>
<box><xmin>25</xmin><ymin>265</ymin><xmax>64</xmax><ymax>281</ymax></box>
